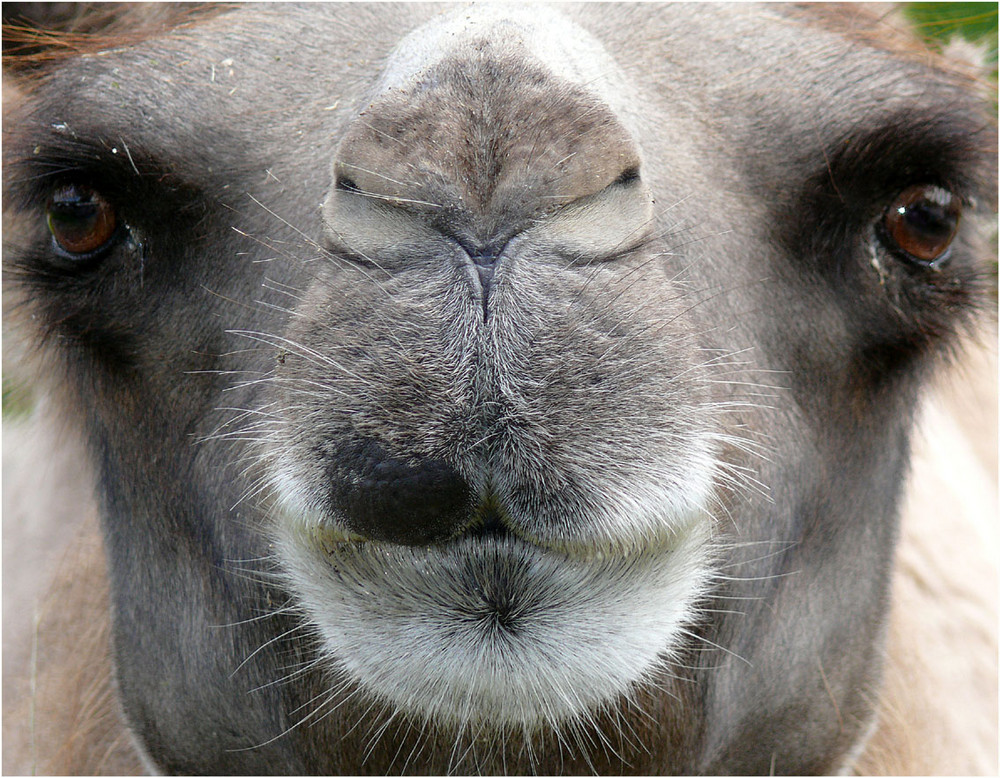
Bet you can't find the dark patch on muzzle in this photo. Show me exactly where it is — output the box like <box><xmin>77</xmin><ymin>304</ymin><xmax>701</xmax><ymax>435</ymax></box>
<box><xmin>325</xmin><ymin>440</ymin><xmax>472</xmax><ymax>545</ymax></box>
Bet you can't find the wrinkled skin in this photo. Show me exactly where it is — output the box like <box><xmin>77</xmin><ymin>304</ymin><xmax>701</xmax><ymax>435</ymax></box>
<box><xmin>2</xmin><ymin>4</ymin><xmax>995</xmax><ymax>774</ymax></box>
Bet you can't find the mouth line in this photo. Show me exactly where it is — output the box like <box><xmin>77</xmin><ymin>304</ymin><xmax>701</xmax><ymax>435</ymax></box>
<box><xmin>274</xmin><ymin>451</ymin><xmax>720</xmax><ymax>565</ymax></box>
<box><xmin>301</xmin><ymin>511</ymin><xmax>699</xmax><ymax>566</ymax></box>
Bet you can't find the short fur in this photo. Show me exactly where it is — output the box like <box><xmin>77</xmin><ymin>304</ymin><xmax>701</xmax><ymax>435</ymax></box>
<box><xmin>2</xmin><ymin>3</ymin><xmax>996</xmax><ymax>775</ymax></box>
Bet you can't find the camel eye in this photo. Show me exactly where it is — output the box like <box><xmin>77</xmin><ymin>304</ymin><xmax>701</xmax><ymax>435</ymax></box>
<box><xmin>881</xmin><ymin>184</ymin><xmax>961</xmax><ymax>267</ymax></box>
<box><xmin>46</xmin><ymin>184</ymin><xmax>118</xmax><ymax>260</ymax></box>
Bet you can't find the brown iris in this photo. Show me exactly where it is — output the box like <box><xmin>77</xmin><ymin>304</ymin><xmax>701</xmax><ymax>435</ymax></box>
<box><xmin>882</xmin><ymin>184</ymin><xmax>961</xmax><ymax>267</ymax></box>
<box><xmin>46</xmin><ymin>184</ymin><xmax>117</xmax><ymax>257</ymax></box>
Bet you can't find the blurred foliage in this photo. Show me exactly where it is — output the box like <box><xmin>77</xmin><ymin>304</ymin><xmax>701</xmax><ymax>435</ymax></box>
<box><xmin>905</xmin><ymin>2</ymin><xmax>999</xmax><ymax>77</ymax></box>
<box><xmin>2</xmin><ymin>375</ymin><xmax>34</xmax><ymax>420</ymax></box>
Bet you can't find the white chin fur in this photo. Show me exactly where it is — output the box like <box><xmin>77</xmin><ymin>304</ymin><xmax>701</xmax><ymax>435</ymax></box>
<box><xmin>277</xmin><ymin>516</ymin><xmax>713</xmax><ymax>729</ymax></box>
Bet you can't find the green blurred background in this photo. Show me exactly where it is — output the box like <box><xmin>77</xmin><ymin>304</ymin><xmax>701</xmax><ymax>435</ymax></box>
<box><xmin>905</xmin><ymin>2</ymin><xmax>998</xmax><ymax>80</ymax></box>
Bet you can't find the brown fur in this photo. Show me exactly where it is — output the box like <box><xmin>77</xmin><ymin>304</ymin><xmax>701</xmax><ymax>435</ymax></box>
<box><xmin>2</xmin><ymin>3</ymin><xmax>224</xmax><ymax>71</ymax></box>
<box><xmin>851</xmin><ymin>340</ymin><xmax>998</xmax><ymax>776</ymax></box>
<box><xmin>2</xmin><ymin>526</ymin><xmax>142</xmax><ymax>775</ymax></box>
<box><xmin>2</xmin><ymin>415</ymin><xmax>141</xmax><ymax>775</ymax></box>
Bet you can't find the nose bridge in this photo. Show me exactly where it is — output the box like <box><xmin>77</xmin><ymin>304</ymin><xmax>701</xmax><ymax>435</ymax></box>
<box><xmin>322</xmin><ymin>5</ymin><xmax>646</xmax><ymax>329</ymax></box>
<box><xmin>330</xmin><ymin>54</ymin><xmax>640</xmax><ymax>236</ymax></box>
<box><xmin>369</xmin><ymin>4</ymin><xmax>643</xmax><ymax>139</ymax></box>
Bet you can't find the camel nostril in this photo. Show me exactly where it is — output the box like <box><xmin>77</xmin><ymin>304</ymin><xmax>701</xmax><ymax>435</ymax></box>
<box><xmin>326</xmin><ymin>441</ymin><xmax>471</xmax><ymax>546</ymax></box>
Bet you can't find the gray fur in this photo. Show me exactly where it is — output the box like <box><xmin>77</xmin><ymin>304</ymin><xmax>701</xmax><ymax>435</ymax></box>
<box><xmin>2</xmin><ymin>3</ymin><xmax>994</xmax><ymax>774</ymax></box>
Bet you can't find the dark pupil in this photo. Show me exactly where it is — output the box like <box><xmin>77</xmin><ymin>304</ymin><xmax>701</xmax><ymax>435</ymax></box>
<box><xmin>900</xmin><ymin>199</ymin><xmax>956</xmax><ymax>241</ymax></box>
<box><xmin>49</xmin><ymin>194</ymin><xmax>98</xmax><ymax>227</ymax></box>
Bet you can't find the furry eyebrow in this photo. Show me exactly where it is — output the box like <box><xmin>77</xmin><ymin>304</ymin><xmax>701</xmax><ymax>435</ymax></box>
<box><xmin>3</xmin><ymin>124</ymin><xmax>218</xmax><ymax>215</ymax></box>
<box><xmin>7</xmin><ymin>130</ymin><xmax>153</xmax><ymax>189</ymax></box>
<box><xmin>820</xmin><ymin>108</ymin><xmax>997</xmax><ymax>203</ymax></box>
